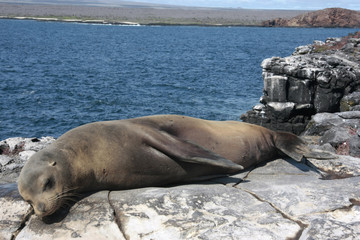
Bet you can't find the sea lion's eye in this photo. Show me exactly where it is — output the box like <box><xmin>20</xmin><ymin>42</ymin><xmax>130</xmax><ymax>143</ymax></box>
<box><xmin>43</xmin><ymin>178</ymin><xmax>54</xmax><ymax>191</ymax></box>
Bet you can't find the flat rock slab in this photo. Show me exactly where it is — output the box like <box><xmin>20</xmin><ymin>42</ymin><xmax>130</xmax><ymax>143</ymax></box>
<box><xmin>235</xmin><ymin>159</ymin><xmax>360</xmax><ymax>240</ymax></box>
<box><xmin>109</xmin><ymin>184</ymin><xmax>300</xmax><ymax>240</ymax></box>
<box><xmin>1</xmin><ymin>156</ymin><xmax>360</xmax><ymax>240</ymax></box>
<box><xmin>16</xmin><ymin>191</ymin><xmax>124</xmax><ymax>240</ymax></box>
<box><xmin>0</xmin><ymin>183</ymin><xmax>30</xmax><ymax>240</ymax></box>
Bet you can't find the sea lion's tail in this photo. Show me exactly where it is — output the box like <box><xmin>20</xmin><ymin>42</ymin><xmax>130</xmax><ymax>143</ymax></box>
<box><xmin>274</xmin><ymin>131</ymin><xmax>336</xmax><ymax>162</ymax></box>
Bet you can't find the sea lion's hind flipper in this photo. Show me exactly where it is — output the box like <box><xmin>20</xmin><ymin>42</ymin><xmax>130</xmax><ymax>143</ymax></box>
<box><xmin>302</xmin><ymin>148</ymin><xmax>336</xmax><ymax>160</ymax></box>
<box><xmin>145</xmin><ymin>130</ymin><xmax>244</xmax><ymax>171</ymax></box>
<box><xmin>274</xmin><ymin>131</ymin><xmax>336</xmax><ymax>162</ymax></box>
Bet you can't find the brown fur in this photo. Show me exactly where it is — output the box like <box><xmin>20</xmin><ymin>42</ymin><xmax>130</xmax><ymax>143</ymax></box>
<box><xmin>18</xmin><ymin>115</ymin><xmax>317</xmax><ymax>217</ymax></box>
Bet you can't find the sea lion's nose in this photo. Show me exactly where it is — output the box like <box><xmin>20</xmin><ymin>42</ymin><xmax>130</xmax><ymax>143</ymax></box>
<box><xmin>37</xmin><ymin>202</ymin><xmax>46</xmax><ymax>213</ymax></box>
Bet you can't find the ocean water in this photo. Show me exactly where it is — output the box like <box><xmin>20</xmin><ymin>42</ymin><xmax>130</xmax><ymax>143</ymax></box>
<box><xmin>1</xmin><ymin>19</ymin><xmax>359</xmax><ymax>139</ymax></box>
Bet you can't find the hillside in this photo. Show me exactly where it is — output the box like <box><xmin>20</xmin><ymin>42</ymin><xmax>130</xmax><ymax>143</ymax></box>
<box><xmin>263</xmin><ymin>8</ymin><xmax>360</xmax><ymax>28</ymax></box>
<box><xmin>0</xmin><ymin>2</ymin><xmax>308</xmax><ymax>26</ymax></box>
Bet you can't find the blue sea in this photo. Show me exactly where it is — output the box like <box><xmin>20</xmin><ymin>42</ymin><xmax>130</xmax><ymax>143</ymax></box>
<box><xmin>1</xmin><ymin>19</ymin><xmax>359</xmax><ymax>139</ymax></box>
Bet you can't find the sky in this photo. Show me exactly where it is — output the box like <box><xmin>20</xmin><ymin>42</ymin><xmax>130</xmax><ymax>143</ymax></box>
<box><xmin>125</xmin><ymin>0</ymin><xmax>360</xmax><ymax>10</ymax></box>
<box><xmin>2</xmin><ymin>0</ymin><xmax>360</xmax><ymax>10</ymax></box>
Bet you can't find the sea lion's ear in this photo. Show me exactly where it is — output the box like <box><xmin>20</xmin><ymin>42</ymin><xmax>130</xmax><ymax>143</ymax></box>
<box><xmin>49</xmin><ymin>161</ymin><xmax>56</xmax><ymax>166</ymax></box>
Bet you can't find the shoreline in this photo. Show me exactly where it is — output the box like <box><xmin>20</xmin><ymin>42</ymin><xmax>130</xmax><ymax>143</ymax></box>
<box><xmin>4</xmin><ymin>16</ymin><xmax>360</xmax><ymax>28</ymax></box>
<box><xmin>0</xmin><ymin>16</ymin><xmax>249</xmax><ymax>27</ymax></box>
<box><xmin>0</xmin><ymin>3</ymin><xmax>308</xmax><ymax>27</ymax></box>
<box><xmin>3</xmin><ymin>15</ymin><xmax>360</xmax><ymax>28</ymax></box>
<box><xmin>2</xmin><ymin>4</ymin><xmax>360</xmax><ymax>28</ymax></box>
<box><xmin>0</xmin><ymin>16</ymin><xmax>142</xmax><ymax>26</ymax></box>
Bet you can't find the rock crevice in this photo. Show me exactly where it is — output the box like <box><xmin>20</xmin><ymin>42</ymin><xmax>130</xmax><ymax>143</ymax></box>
<box><xmin>107</xmin><ymin>191</ymin><xmax>128</xmax><ymax>240</ymax></box>
<box><xmin>10</xmin><ymin>206</ymin><xmax>33</xmax><ymax>240</ymax></box>
<box><xmin>239</xmin><ymin>187</ymin><xmax>309</xmax><ymax>240</ymax></box>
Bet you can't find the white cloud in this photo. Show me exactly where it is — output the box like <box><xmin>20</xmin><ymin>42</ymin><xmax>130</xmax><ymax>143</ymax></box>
<box><xmin>130</xmin><ymin>0</ymin><xmax>360</xmax><ymax>10</ymax></box>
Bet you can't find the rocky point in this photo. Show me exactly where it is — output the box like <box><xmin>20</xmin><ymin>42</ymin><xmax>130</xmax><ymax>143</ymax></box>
<box><xmin>241</xmin><ymin>31</ymin><xmax>360</xmax><ymax>136</ymax></box>
<box><xmin>263</xmin><ymin>8</ymin><xmax>360</xmax><ymax>28</ymax></box>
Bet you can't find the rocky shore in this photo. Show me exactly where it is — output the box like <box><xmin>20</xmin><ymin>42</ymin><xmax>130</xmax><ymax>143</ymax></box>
<box><xmin>241</xmin><ymin>31</ymin><xmax>360</xmax><ymax>135</ymax></box>
<box><xmin>1</xmin><ymin>135</ymin><xmax>360</xmax><ymax>239</ymax></box>
<box><xmin>263</xmin><ymin>8</ymin><xmax>360</xmax><ymax>28</ymax></box>
<box><xmin>1</xmin><ymin>31</ymin><xmax>360</xmax><ymax>239</ymax></box>
<box><xmin>241</xmin><ymin>31</ymin><xmax>360</xmax><ymax>161</ymax></box>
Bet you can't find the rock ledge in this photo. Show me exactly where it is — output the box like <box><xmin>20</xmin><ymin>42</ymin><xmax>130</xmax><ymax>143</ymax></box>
<box><xmin>241</xmin><ymin>31</ymin><xmax>360</xmax><ymax>135</ymax></box>
<box><xmin>1</xmin><ymin>137</ymin><xmax>360</xmax><ymax>239</ymax></box>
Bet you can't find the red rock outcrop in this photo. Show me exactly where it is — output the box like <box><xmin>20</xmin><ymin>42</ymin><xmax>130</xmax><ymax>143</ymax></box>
<box><xmin>263</xmin><ymin>8</ymin><xmax>360</xmax><ymax>28</ymax></box>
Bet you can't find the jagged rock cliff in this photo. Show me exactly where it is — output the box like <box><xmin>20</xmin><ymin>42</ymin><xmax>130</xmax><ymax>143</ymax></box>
<box><xmin>263</xmin><ymin>8</ymin><xmax>360</xmax><ymax>28</ymax></box>
<box><xmin>241</xmin><ymin>31</ymin><xmax>360</xmax><ymax>135</ymax></box>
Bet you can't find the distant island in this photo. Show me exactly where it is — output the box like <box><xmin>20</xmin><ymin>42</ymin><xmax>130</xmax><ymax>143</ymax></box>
<box><xmin>0</xmin><ymin>2</ymin><xmax>307</xmax><ymax>26</ymax></box>
<box><xmin>263</xmin><ymin>8</ymin><xmax>360</xmax><ymax>28</ymax></box>
<box><xmin>0</xmin><ymin>2</ymin><xmax>359</xmax><ymax>27</ymax></box>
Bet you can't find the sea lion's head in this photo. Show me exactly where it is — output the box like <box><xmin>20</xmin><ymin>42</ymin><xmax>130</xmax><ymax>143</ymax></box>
<box><xmin>18</xmin><ymin>149</ymin><xmax>73</xmax><ymax>217</ymax></box>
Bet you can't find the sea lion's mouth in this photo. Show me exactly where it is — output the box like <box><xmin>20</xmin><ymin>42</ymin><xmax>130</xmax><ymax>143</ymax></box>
<box><xmin>35</xmin><ymin>187</ymin><xmax>81</xmax><ymax>217</ymax></box>
<box><xmin>33</xmin><ymin>199</ymin><xmax>62</xmax><ymax>218</ymax></box>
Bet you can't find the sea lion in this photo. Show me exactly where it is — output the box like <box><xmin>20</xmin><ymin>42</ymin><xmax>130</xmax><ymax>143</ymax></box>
<box><xmin>18</xmin><ymin>114</ymin><xmax>327</xmax><ymax>217</ymax></box>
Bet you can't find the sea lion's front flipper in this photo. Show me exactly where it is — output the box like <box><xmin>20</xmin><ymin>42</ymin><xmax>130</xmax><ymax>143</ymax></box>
<box><xmin>144</xmin><ymin>130</ymin><xmax>244</xmax><ymax>171</ymax></box>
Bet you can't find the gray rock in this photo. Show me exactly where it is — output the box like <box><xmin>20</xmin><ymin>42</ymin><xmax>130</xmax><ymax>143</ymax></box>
<box><xmin>309</xmin><ymin>155</ymin><xmax>360</xmax><ymax>179</ymax></box>
<box><xmin>337</xmin><ymin>110</ymin><xmax>360</xmax><ymax>119</ymax></box>
<box><xmin>326</xmin><ymin>37</ymin><xmax>342</xmax><ymax>43</ymax></box>
<box><xmin>319</xmin><ymin>127</ymin><xmax>354</xmax><ymax>146</ymax></box>
<box><xmin>253</xmin><ymin>103</ymin><xmax>265</xmax><ymax>112</ymax></box>
<box><xmin>353</xmin><ymin>105</ymin><xmax>360</xmax><ymax>111</ymax></box>
<box><xmin>283</xmin><ymin>64</ymin><xmax>298</xmax><ymax>76</ymax></box>
<box><xmin>0</xmin><ymin>137</ymin><xmax>55</xmax><ymax>184</ymax></box>
<box><xmin>267</xmin><ymin>102</ymin><xmax>295</xmax><ymax>121</ymax></box>
<box><xmin>316</xmin><ymin>71</ymin><xmax>331</xmax><ymax>85</ymax></box>
<box><xmin>295</xmin><ymin>103</ymin><xmax>313</xmax><ymax>110</ymax></box>
<box><xmin>110</xmin><ymin>184</ymin><xmax>301</xmax><ymax>240</ymax></box>
<box><xmin>2</xmin><ymin>138</ymin><xmax>25</xmax><ymax>153</ymax></box>
<box><xmin>237</xmin><ymin>158</ymin><xmax>360</xmax><ymax>239</ymax></box>
<box><xmin>0</xmin><ymin>183</ymin><xmax>30</xmax><ymax>240</ymax></box>
<box><xmin>18</xmin><ymin>150</ymin><xmax>37</xmax><ymax>162</ymax></box>
<box><xmin>237</xmin><ymin>159</ymin><xmax>360</xmax><ymax>214</ymax></box>
<box><xmin>313</xmin><ymin>40</ymin><xmax>325</xmax><ymax>46</ymax></box>
<box><xmin>16</xmin><ymin>191</ymin><xmax>124</xmax><ymax>240</ymax></box>
<box><xmin>349</xmin><ymin>136</ymin><xmax>360</xmax><ymax>157</ymax></box>
<box><xmin>303</xmin><ymin>112</ymin><xmax>345</xmax><ymax>136</ymax></box>
<box><xmin>261</xmin><ymin>57</ymin><xmax>281</xmax><ymax>70</ymax></box>
<box><xmin>326</xmin><ymin>57</ymin><xmax>342</xmax><ymax>67</ymax></box>
<box><xmin>1</xmin><ymin>154</ymin><xmax>360</xmax><ymax>240</ymax></box>
<box><xmin>293</xmin><ymin>44</ymin><xmax>313</xmax><ymax>55</ymax></box>
<box><xmin>0</xmin><ymin>137</ymin><xmax>55</xmax><ymax>155</ymax></box>
<box><xmin>263</xmin><ymin>75</ymin><xmax>288</xmax><ymax>102</ymax></box>
<box><xmin>241</xmin><ymin>32</ymin><xmax>360</xmax><ymax>135</ymax></box>
<box><xmin>0</xmin><ymin>155</ymin><xmax>12</xmax><ymax>167</ymax></box>
<box><xmin>300</xmin><ymin>206</ymin><xmax>360</xmax><ymax>240</ymax></box>
<box><xmin>296</xmin><ymin>67</ymin><xmax>318</xmax><ymax>80</ymax></box>
<box><xmin>303</xmin><ymin>112</ymin><xmax>360</xmax><ymax>157</ymax></box>
<box><xmin>288</xmin><ymin>78</ymin><xmax>313</xmax><ymax>104</ymax></box>
<box><xmin>313</xmin><ymin>86</ymin><xmax>342</xmax><ymax>113</ymax></box>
